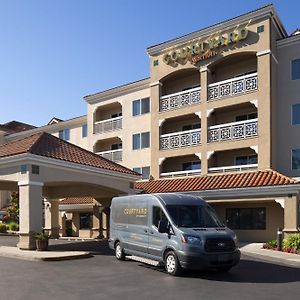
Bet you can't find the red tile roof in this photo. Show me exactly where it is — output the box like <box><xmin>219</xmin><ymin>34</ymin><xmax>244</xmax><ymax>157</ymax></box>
<box><xmin>0</xmin><ymin>132</ymin><xmax>139</xmax><ymax>176</ymax></box>
<box><xmin>60</xmin><ymin>197</ymin><xmax>94</xmax><ymax>205</ymax></box>
<box><xmin>1</xmin><ymin>121</ymin><xmax>36</xmax><ymax>134</ymax></box>
<box><xmin>135</xmin><ymin>170</ymin><xmax>298</xmax><ymax>193</ymax></box>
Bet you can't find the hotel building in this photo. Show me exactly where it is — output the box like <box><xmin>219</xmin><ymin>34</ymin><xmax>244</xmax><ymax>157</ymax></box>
<box><xmin>0</xmin><ymin>4</ymin><xmax>300</xmax><ymax>245</ymax></box>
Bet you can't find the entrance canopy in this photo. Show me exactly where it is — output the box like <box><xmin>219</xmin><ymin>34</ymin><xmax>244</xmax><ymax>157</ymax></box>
<box><xmin>0</xmin><ymin>132</ymin><xmax>140</xmax><ymax>249</ymax></box>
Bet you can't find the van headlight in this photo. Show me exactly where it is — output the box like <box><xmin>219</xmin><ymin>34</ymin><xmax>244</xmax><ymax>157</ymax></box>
<box><xmin>233</xmin><ymin>235</ymin><xmax>239</xmax><ymax>248</ymax></box>
<box><xmin>181</xmin><ymin>234</ymin><xmax>202</xmax><ymax>245</ymax></box>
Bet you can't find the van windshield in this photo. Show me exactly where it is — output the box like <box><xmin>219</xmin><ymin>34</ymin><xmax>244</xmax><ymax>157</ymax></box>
<box><xmin>166</xmin><ymin>205</ymin><xmax>224</xmax><ymax>228</ymax></box>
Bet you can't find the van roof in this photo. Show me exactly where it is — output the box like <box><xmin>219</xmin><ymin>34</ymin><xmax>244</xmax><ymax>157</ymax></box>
<box><xmin>154</xmin><ymin>193</ymin><xmax>206</xmax><ymax>206</ymax></box>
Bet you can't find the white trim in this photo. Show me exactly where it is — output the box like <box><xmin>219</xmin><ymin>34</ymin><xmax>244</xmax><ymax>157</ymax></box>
<box><xmin>275</xmin><ymin>198</ymin><xmax>285</xmax><ymax>208</ymax></box>
<box><xmin>18</xmin><ymin>181</ymin><xmax>44</xmax><ymax>187</ymax></box>
<box><xmin>208</xmin><ymin>118</ymin><xmax>258</xmax><ymax>130</ymax></box>
<box><xmin>150</xmin><ymin>81</ymin><xmax>163</xmax><ymax>87</ymax></box>
<box><xmin>277</xmin><ymin>34</ymin><xmax>300</xmax><ymax>49</ymax></box>
<box><xmin>160</xmin><ymin>169</ymin><xmax>201</xmax><ymax>178</ymax></box>
<box><xmin>208</xmin><ymin>164</ymin><xmax>258</xmax><ymax>173</ymax></box>
<box><xmin>160</xmin><ymin>86</ymin><xmax>201</xmax><ymax>100</ymax></box>
<box><xmin>256</xmin><ymin>49</ymin><xmax>278</xmax><ymax>64</ymax></box>
<box><xmin>94</xmin><ymin>116</ymin><xmax>122</xmax><ymax>125</ymax></box>
<box><xmin>96</xmin><ymin>149</ymin><xmax>123</xmax><ymax>155</ymax></box>
<box><xmin>208</xmin><ymin>73</ymin><xmax>257</xmax><ymax>88</ymax></box>
<box><xmin>160</xmin><ymin>128</ymin><xmax>201</xmax><ymax>138</ymax></box>
<box><xmin>200</xmin><ymin>67</ymin><xmax>210</xmax><ymax>73</ymax></box>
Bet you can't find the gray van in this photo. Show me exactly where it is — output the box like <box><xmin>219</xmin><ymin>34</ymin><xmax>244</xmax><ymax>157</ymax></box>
<box><xmin>109</xmin><ymin>193</ymin><xmax>240</xmax><ymax>276</ymax></box>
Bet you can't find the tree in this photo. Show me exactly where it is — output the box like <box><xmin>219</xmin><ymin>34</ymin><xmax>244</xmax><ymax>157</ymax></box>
<box><xmin>4</xmin><ymin>192</ymin><xmax>19</xmax><ymax>223</ymax></box>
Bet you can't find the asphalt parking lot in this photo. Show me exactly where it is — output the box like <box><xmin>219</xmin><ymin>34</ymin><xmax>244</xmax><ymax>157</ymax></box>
<box><xmin>0</xmin><ymin>236</ymin><xmax>299</xmax><ymax>300</ymax></box>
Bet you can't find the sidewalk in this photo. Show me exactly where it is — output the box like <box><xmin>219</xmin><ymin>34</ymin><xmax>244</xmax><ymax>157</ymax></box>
<box><xmin>240</xmin><ymin>243</ymin><xmax>300</xmax><ymax>267</ymax></box>
<box><xmin>0</xmin><ymin>246</ymin><xmax>91</xmax><ymax>261</ymax></box>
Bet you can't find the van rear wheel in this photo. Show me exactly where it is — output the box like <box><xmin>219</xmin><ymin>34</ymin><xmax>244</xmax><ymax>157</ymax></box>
<box><xmin>115</xmin><ymin>242</ymin><xmax>125</xmax><ymax>261</ymax></box>
<box><xmin>165</xmin><ymin>251</ymin><xmax>182</xmax><ymax>276</ymax></box>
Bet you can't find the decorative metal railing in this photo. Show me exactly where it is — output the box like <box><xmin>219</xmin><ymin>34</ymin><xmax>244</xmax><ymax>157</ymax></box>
<box><xmin>94</xmin><ymin>116</ymin><xmax>122</xmax><ymax>134</ymax></box>
<box><xmin>160</xmin><ymin>129</ymin><xmax>201</xmax><ymax>150</ymax></box>
<box><xmin>208</xmin><ymin>119</ymin><xmax>258</xmax><ymax>143</ymax></box>
<box><xmin>208</xmin><ymin>73</ymin><xmax>258</xmax><ymax>101</ymax></box>
<box><xmin>208</xmin><ymin>164</ymin><xmax>258</xmax><ymax>173</ymax></box>
<box><xmin>160</xmin><ymin>169</ymin><xmax>201</xmax><ymax>178</ymax></box>
<box><xmin>160</xmin><ymin>87</ymin><xmax>201</xmax><ymax>112</ymax></box>
<box><xmin>96</xmin><ymin>149</ymin><xmax>123</xmax><ymax>162</ymax></box>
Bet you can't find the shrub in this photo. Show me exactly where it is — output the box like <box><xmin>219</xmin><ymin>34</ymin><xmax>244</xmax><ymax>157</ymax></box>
<box><xmin>33</xmin><ymin>231</ymin><xmax>50</xmax><ymax>240</ymax></box>
<box><xmin>0</xmin><ymin>223</ymin><xmax>7</xmax><ymax>233</ymax></box>
<box><xmin>262</xmin><ymin>239</ymin><xmax>277</xmax><ymax>250</ymax></box>
<box><xmin>8</xmin><ymin>222</ymin><xmax>19</xmax><ymax>231</ymax></box>
<box><xmin>283</xmin><ymin>234</ymin><xmax>300</xmax><ymax>251</ymax></box>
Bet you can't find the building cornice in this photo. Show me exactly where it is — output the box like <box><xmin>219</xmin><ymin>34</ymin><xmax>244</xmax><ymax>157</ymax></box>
<box><xmin>5</xmin><ymin>116</ymin><xmax>87</xmax><ymax>142</ymax></box>
<box><xmin>84</xmin><ymin>78</ymin><xmax>150</xmax><ymax>105</ymax></box>
<box><xmin>147</xmin><ymin>4</ymin><xmax>287</xmax><ymax>56</ymax></box>
<box><xmin>0</xmin><ymin>153</ymin><xmax>141</xmax><ymax>182</ymax></box>
<box><xmin>277</xmin><ymin>34</ymin><xmax>300</xmax><ymax>49</ymax></box>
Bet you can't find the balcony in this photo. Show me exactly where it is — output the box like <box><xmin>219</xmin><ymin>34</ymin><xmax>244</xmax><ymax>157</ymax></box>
<box><xmin>160</xmin><ymin>87</ymin><xmax>201</xmax><ymax>112</ymax></box>
<box><xmin>160</xmin><ymin>129</ymin><xmax>201</xmax><ymax>150</ymax></box>
<box><xmin>160</xmin><ymin>169</ymin><xmax>201</xmax><ymax>178</ymax></box>
<box><xmin>207</xmin><ymin>73</ymin><xmax>258</xmax><ymax>101</ymax></box>
<box><xmin>94</xmin><ymin>116</ymin><xmax>122</xmax><ymax>135</ymax></box>
<box><xmin>96</xmin><ymin>149</ymin><xmax>123</xmax><ymax>162</ymax></box>
<box><xmin>208</xmin><ymin>119</ymin><xmax>258</xmax><ymax>143</ymax></box>
<box><xmin>208</xmin><ymin>164</ymin><xmax>258</xmax><ymax>173</ymax></box>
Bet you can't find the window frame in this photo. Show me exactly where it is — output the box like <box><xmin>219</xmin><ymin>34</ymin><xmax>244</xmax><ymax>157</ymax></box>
<box><xmin>133</xmin><ymin>166</ymin><xmax>150</xmax><ymax>179</ymax></box>
<box><xmin>132</xmin><ymin>98</ymin><xmax>150</xmax><ymax>116</ymax></box>
<box><xmin>291</xmin><ymin>58</ymin><xmax>300</xmax><ymax>80</ymax></box>
<box><xmin>234</xmin><ymin>154</ymin><xmax>258</xmax><ymax>166</ymax></box>
<box><xmin>82</xmin><ymin>124</ymin><xmax>88</xmax><ymax>138</ymax></box>
<box><xmin>291</xmin><ymin>148</ymin><xmax>300</xmax><ymax>170</ymax></box>
<box><xmin>132</xmin><ymin>132</ymin><xmax>150</xmax><ymax>150</ymax></box>
<box><xmin>291</xmin><ymin>103</ymin><xmax>300</xmax><ymax>126</ymax></box>
<box><xmin>226</xmin><ymin>207</ymin><xmax>266</xmax><ymax>230</ymax></box>
<box><xmin>59</xmin><ymin>128</ymin><xmax>70</xmax><ymax>141</ymax></box>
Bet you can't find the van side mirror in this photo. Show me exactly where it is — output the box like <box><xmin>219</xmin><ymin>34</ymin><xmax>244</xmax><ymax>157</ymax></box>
<box><xmin>158</xmin><ymin>220</ymin><xmax>168</xmax><ymax>233</ymax></box>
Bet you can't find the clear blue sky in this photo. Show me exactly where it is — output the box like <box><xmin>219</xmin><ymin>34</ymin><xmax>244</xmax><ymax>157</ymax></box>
<box><xmin>0</xmin><ymin>0</ymin><xmax>298</xmax><ymax>126</ymax></box>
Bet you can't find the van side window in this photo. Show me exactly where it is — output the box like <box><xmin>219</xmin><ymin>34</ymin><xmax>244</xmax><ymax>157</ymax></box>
<box><xmin>153</xmin><ymin>206</ymin><xmax>167</xmax><ymax>228</ymax></box>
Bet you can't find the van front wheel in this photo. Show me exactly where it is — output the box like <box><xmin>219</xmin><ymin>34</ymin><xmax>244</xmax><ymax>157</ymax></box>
<box><xmin>165</xmin><ymin>251</ymin><xmax>182</xmax><ymax>276</ymax></box>
<box><xmin>115</xmin><ymin>242</ymin><xmax>125</xmax><ymax>261</ymax></box>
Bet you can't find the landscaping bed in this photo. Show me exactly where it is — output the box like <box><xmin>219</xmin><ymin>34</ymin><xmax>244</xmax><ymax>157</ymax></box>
<box><xmin>263</xmin><ymin>233</ymin><xmax>300</xmax><ymax>255</ymax></box>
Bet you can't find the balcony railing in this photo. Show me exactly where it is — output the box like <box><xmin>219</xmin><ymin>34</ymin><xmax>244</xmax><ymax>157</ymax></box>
<box><xmin>160</xmin><ymin>87</ymin><xmax>201</xmax><ymax>112</ymax></box>
<box><xmin>208</xmin><ymin>119</ymin><xmax>258</xmax><ymax>143</ymax></box>
<box><xmin>96</xmin><ymin>149</ymin><xmax>123</xmax><ymax>162</ymax></box>
<box><xmin>208</xmin><ymin>164</ymin><xmax>258</xmax><ymax>173</ymax></box>
<box><xmin>208</xmin><ymin>73</ymin><xmax>258</xmax><ymax>101</ymax></box>
<box><xmin>160</xmin><ymin>169</ymin><xmax>201</xmax><ymax>178</ymax></box>
<box><xmin>94</xmin><ymin>116</ymin><xmax>122</xmax><ymax>134</ymax></box>
<box><xmin>160</xmin><ymin>129</ymin><xmax>201</xmax><ymax>150</ymax></box>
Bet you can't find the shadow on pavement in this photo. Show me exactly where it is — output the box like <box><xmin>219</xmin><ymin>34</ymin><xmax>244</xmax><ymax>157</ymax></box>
<box><xmin>48</xmin><ymin>240</ymin><xmax>114</xmax><ymax>256</ymax></box>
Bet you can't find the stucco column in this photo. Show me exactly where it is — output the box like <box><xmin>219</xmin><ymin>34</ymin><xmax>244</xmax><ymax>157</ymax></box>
<box><xmin>150</xmin><ymin>81</ymin><xmax>162</xmax><ymax>179</ymax></box>
<box><xmin>18</xmin><ymin>181</ymin><xmax>44</xmax><ymax>250</ymax></box>
<box><xmin>283</xmin><ymin>195</ymin><xmax>300</xmax><ymax>236</ymax></box>
<box><xmin>49</xmin><ymin>199</ymin><xmax>60</xmax><ymax>238</ymax></box>
<box><xmin>200</xmin><ymin>67</ymin><xmax>209</xmax><ymax>175</ymax></box>
<box><xmin>257</xmin><ymin>51</ymin><xmax>271</xmax><ymax>170</ymax></box>
<box><xmin>91</xmin><ymin>204</ymin><xmax>101</xmax><ymax>239</ymax></box>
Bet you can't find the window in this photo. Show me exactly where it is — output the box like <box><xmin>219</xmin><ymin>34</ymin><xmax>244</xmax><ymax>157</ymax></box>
<box><xmin>226</xmin><ymin>208</ymin><xmax>266</xmax><ymax>230</ymax></box>
<box><xmin>235</xmin><ymin>113</ymin><xmax>257</xmax><ymax>122</ymax></box>
<box><xmin>20</xmin><ymin>165</ymin><xmax>28</xmax><ymax>174</ymax></box>
<box><xmin>235</xmin><ymin>155</ymin><xmax>257</xmax><ymax>166</ymax></box>
<box><xmin>132</xmin><ymin>132</ymin><xmax>150</xmax><ymax>150</ymax></box>
<box><xmin>182</xmin><ymin>161</ymin><xmax>201</xmax><ymax>171</ymax></box>
<box><xmin>59</xmin><ymin>128</ymin><xmax>70</xmax><ymax>141</ymax></box>
<box><xmin>133</xmin><ymin>166</ymin><xmax>150</xmax><ymax>179</ymax></box>
<box><xmin>182</xmin><ymin>123</ymin><xmax>200</xmax><ymax>131</ymax></box>
<box><xmin>111</xmin><ymin>143</ymin><xmax>122</xmax><ymax>150</ymax></box>
<box><xmin>257</xmin><ymin>25</ymin><xmax>264</xmax><ymax>33</ymax></box>
<box><xmin>292</xmin><ymin>149</ymin><xmax>300</xmax><ymax>170</ymax></box>
<box><xmin>79</xmin><ymin>213</ymin><xmax>92</xmax><ymax>229</ymax></box>
<box><xmin>32</xmin><ymin>165</ymin><xmax>40</xmax><ymax>175</ymax></box>
<box><xmin>292</xmin><ymin>104</ymin><xmax>300</xmax><ymax>125</ymax></box>
<box><xmin>292</xmin><ymin>59</ymin><xmax>300</xmax><ymax>80</ymax></box>
<box><xmin>152</xmin><ymin>206</ymin><xmax>168</xmax><ymax>228</ymax></box>
<box><xmin>132</xmin><ymin>98</ymin><xmax>150</xmax><ymax>116</ymax></box>
<box><xmin>82</xmin><ymin>124</ymin><xmax>88</xmax><ymax>138</ymax></box>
